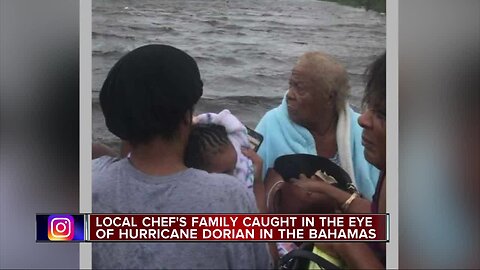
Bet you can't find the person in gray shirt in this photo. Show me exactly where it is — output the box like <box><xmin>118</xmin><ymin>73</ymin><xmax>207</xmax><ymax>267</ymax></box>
<box><xmin>92</xmin><ymin>44</ymin><xmax>271</xmax><ymax>269</ymax></box>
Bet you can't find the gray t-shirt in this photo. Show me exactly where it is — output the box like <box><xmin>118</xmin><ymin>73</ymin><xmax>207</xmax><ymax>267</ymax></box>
<box><xmin>92</xmin><ymin>156</ymin><xmax>272</xmax><ymax>269</ymax></box>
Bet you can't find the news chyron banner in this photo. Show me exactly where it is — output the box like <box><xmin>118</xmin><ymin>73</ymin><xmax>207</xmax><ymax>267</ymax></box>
<box><xmin>36</xmin><ymin>214</ymin><xmax>389</xmax><ymax>242</ymax></box>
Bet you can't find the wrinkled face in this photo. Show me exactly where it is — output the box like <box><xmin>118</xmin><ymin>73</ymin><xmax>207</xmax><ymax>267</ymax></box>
<box><xmin>358</xmin><ymin>103</ymin><xmax>386</xmax><ymax>170</ymax></box>
<box><xmin>286</xmin><ymin>64</ymin><xmax>331</xmax><ymax>127</ymax></box>
<box><xmin>204</xmin><ymin>143</ymin><xmax>237</xmax><ymax>175</ymax></box>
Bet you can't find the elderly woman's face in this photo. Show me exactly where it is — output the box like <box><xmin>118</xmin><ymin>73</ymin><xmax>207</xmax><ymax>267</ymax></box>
<box><xmin>286</xmin><ymin>64</ymin><xmax>330</xmax><ymax>127</ymax></box>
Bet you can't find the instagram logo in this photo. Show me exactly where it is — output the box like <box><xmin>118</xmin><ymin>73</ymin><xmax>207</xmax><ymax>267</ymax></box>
<box><xmin>48</xmin><ymin>215</ymin><xmax>74</xmax><ymax>241</ymax></box>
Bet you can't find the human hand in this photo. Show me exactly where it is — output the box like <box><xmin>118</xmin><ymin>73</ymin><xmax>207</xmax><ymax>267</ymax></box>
<box><xmin>291</xmin><ymin>173</ymin><xmax>331</xmax><ymax>193</ymax></box>
<box><xmin>241</xmin><ymin>147</ymin><xmax>263</xmax><ymax>183</ymax></box>
<box><xmin>192</xmin><ymin>115</ymin><xmax>199</xmax><ymax>124</ymax></box>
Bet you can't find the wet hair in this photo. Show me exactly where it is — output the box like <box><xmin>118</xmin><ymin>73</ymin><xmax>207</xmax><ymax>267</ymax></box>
<box><xmin>362</xmin><ymin>52</ymin><xmax>386</xmax><ymax>115</ymax></box>
<box><xmin>100</xmin><ymin>44</ymin><xmax>203</xmax><ymax>145</ymax></box>
<box><xmin>184</xmin><ymin>124</ymin><xmax>232</xmax><ymax>170</ymax></box>
<box><xmin>297</xmin><ymin>51</ymin><xmax>350</xmax><ymax>113</ymax></box>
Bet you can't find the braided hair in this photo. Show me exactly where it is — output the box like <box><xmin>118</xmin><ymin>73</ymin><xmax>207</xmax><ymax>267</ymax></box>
<box><xmin>185</xmin><ymin>124</ymin><xmax>232</xmax><ymax>170</ymax></box>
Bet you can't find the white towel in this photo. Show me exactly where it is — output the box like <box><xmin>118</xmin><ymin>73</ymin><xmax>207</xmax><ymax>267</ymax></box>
<box><xmin>194</xmin><ymin>109</ymin><xmax>255</xmax><ymax>190</ymax></box>
<box><xmin>336</xmin><ymin>103</ymin><xmax>357</xmax><ymax>187</ymax></box>
<box><xmin>256</xmin><ymin>95</ymin><xmax>379</xmax><ymax>199</ymax></box>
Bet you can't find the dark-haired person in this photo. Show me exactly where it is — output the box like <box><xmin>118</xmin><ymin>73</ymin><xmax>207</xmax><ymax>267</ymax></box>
<box><xmin>185</xmin><ymin>123</ymin><xmax>238</xmax><ymax>175</ymax></box>
<box><xmin>293</xmin><ymin>52</ymin><xmax>386</xmax><ymax>269</ymax></box>
<box><xmin>92</xmin><ymin>44</ymin><xmax>271</xmax><ymax>269</ymax></box>
<box><xmin>186</xmin><ymin>112</ymin><xmax>276</xmax><ymax>262</ymax></box>
<box><xmin>189</xmin><ymin>109</ymin><xmax>268</xmax><ymax>212</ymax></box>
<box><xmin>190</xmin><ymin>109</ymin><xmax>256</xmax><ymax>188</ymax></box>
<box><xmin>185</xmin><ymin>123</ymin><xmax>267</xmax><ymax>212</ymax></box>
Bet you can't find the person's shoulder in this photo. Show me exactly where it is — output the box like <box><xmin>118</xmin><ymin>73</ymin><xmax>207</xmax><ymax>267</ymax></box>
<box><xmin>190</xmin><ymin>170</ymin><xmax>255</xmax><ymax>208</ymax></box>
<box><xmin>212</xmin><ymin>173</ymin><xmax>247</xmax><ymax>189</ymax></box>
<box><xmin>92</xmin><ymin>157</ymin><xmax>127</xmax><ymax>212</ymax></box>
<box><xmin>92</xmin><ymin>156</ymin><xmax>125</xmax><ymax>191</ymax></box>
<box><xmin>92</xmin><ymin>155</ymin><xmax>121</xmax><ymax>173</ymax></box>
<box><xmin>256</xmin><ymin>105</ymin><xmax>281</xmax><ymax>131</ymax></box>
<box><xmin>188</xmin><ymin>169</ymin><xmax>255</xmax><ymax>213</ymax></box>
<box><xmin>261</xmin><ymin>106</ymin><xmax>281</xmax><ymax>120</ymax></box>
<box><xmin>193</xmin><ymin>169</ymin><xmax>246</xmax><ymax>192</ymax></box>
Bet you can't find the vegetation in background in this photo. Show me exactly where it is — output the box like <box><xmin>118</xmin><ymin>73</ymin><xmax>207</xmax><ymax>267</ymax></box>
<box><xmin>322</xmin><ymin>0</ymin><xmax>386</xmax><ymax>13</ymax></box>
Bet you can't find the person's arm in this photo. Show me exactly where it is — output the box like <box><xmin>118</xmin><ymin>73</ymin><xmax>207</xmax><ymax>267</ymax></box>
<box><xmin>241</xmin><ymin>148</ymin><xmax>279</xmax><ymax>266</ymax></box>
<box><xmin>241</xmin><ymin>148</ymin><xmax>267</xmax><ymax>213</ymax></box>
<box><xmin>254</xmin><ymin>116</ymin><xmax>271</xmax><ymax>180</ymax></box>
<box><xmin>293</xmin><ymin>174</ymin><xmax>372</xmax><ymax>213</ymax></box>
<box><xmin>92</xmin><ymin>143</ymin><xmax>117</xmax><ymax>159</ymax></box>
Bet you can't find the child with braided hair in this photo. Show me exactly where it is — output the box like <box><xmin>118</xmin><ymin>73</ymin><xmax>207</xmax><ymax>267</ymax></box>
<box><xmin>185</xmin><ymin>123</ymin><xmax>238</xmax><ymax>175</ymax></box>
<box><xmin>185</xmin><ymin>110</ymin><xmax>267</xmax><ymax>213</ymax></box>
<box><xmin>120</xmin><ymin>110</ymin><xmax>267</xmax><ymax>212</ymax></box>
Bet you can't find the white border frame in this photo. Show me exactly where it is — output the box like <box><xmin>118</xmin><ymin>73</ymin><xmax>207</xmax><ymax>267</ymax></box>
<box><xmin>386</xmin><ymin>0</ymin><xmax>399</xmax><ymax>268</ymax></box>
<box><xmin>79</xmin><ymin>0</ymin><xmax>92</xmax><ymax>268</ymax></box>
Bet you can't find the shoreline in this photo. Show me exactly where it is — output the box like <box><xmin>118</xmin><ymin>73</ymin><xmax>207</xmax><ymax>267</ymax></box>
<box><xmin>321</xmin><ymin>0</ymin><xmax>386</xmax><ymax>13</ymax></box>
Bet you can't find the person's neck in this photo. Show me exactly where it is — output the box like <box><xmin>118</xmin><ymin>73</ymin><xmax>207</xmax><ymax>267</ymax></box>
<box><xmin>128</xmin><ymin>137</ymin><xmax>187</xmax><ymax>176</ymax></box>
<box><xmin>308</xmin><ymin>110</ymin><xmax>338</xmax><ymax>137</ymax></box>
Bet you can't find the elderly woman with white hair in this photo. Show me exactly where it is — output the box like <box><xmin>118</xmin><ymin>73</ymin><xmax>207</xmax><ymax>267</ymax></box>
<box><xmin>256</xmin><ymin>51</ymin><xmax>379</xmax><ymax>201</ymax></box>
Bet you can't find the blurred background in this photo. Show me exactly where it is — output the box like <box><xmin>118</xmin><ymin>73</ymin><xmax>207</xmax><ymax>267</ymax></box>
<box><xmin>0</xmin><ymin>0</ymin><xmax>79</xmax><ymax>268</ymax></box>
<box><xmin>399</xmin><ymin>0</ymin><xmax>479</xmax><ymax>268</ymax></box>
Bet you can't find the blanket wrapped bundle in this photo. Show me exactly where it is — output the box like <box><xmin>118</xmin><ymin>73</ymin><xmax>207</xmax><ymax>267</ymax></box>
<box><xmin>194</xmin><ymin>109</ymin><xmax>255</xmax><ymax>190</ymax></box>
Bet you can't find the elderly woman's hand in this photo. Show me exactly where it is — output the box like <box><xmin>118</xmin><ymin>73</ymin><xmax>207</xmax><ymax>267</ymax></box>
<box><xmin>192</xmin><ymin>115</ymin><xmax>199</xmax><ymax>124</ymax></box>
<box><xmin>293</xmin><ymin>174</ymin><xmax>374</xmax><ymax>214</ymax></box>
<box><xmin>291</xmin><ymin>173</ymin><xmax>331</xmax><ymax>193</ymax></box>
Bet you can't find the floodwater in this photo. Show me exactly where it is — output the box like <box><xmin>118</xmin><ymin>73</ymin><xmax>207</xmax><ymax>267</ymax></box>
<box><xmin>93</xmin><ymin>0</ymin><xmax>385</xmax><ymax>148</ymax></box>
